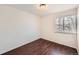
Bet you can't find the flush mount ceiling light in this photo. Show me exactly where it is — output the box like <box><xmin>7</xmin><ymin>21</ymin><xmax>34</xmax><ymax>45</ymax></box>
<box><xmin>35</xmin><ymin>4</ymin><xmax>48</xmax><ymax>10</ymax></box>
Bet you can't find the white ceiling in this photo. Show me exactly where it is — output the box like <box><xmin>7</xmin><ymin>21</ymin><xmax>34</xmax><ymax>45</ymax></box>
<box><xmin>8</xmin><ymin>4</ymin><xmax>78</xmax><ymax>16</ymax></box>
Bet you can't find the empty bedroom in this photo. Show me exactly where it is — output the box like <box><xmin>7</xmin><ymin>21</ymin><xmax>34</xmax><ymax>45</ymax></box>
<box><xmin>0</xmin><ymin>4</ymin><xmax>79</xmax><ymax>55</ymax></box>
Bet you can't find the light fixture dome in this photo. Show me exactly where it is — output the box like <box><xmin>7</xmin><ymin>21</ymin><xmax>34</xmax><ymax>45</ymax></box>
<box><xmin>35</xmin><ymin>4</ymin><xmax>48</xmax><ymax>10</ymax></box>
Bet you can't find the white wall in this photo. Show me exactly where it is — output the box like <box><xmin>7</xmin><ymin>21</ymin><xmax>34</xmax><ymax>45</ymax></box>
<box><xmin>77</xmin><ymin>7</ymin><xmax>79</xmax><ymax>54</ymax></box>
<box><xmin>0</xmin><ymin>5</ymin><xmax>40</xmax><ymax>54</ymax></box>
<box><xmin>41</xmin><ymin>8</ymin><xmax>77</xmax><ymax>48</ymax></box>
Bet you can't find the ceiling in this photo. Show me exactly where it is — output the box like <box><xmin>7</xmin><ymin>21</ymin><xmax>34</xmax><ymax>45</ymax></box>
<box><xmin>8</xmin><ymin>4</ymin><xmax>78</xmax><ymax>16</ymax></box>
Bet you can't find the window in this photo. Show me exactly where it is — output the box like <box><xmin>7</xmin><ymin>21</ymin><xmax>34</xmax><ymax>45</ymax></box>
<box><xmin>56</xmin><ymin>15</ymin><xmax>77</xmax><ymax>34</ymax></box>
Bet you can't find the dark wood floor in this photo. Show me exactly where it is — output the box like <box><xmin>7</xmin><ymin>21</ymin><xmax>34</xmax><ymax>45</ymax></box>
<box><xmin>2</xmin><ymin>38</ymin><xmax>78</xmax><ymax>55</ymax></box>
